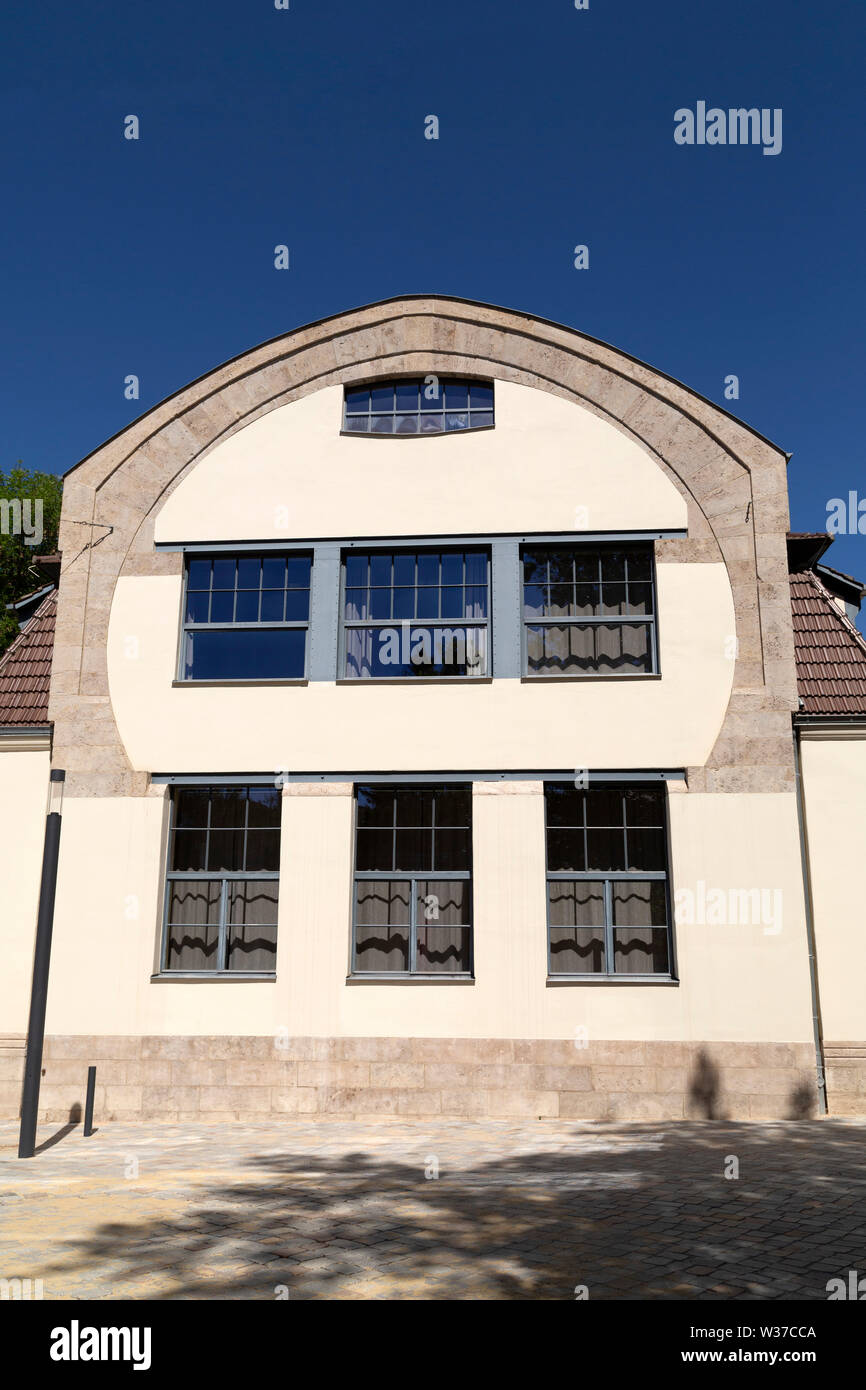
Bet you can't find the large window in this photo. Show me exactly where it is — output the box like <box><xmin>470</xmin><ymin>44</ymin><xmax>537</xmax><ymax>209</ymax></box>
<box><xmin>352</xmin><ymin>785</ymin><xmax>472</xmax><ymax>976</ymax></box>
<box><xmin>343</xmin><ymin>379</ymin><xmax>494</xmax><ymax>435</ymax></box>
<box><xmin>523</xmin><ymin>544</ymin><xmax>657</xmax><ymax>676</ymax></box>
<box><xmin>181</xmin><ymin>553</ymin><xmax>312</xmax><ymax>681</ymax></box>
<box><xmin>342</xmin><ymin>549</ymin><xmax>489</xmax><ymax>678</ymax></box>
<box><xmin>545</xmin><ymin>782</ymin><xmax>672</xmax><ymax>977</ymax></box>
<box><xmin>161</xmin><ymin>785</ymin><xmax>281</xmax><ymax>974</ymax></box>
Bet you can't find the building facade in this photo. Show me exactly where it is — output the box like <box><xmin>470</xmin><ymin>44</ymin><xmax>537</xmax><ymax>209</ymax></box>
<box><xmin>2</xmin><ymin>296</ymin><xmax>864</xmax><ymax>1123</ymax></box>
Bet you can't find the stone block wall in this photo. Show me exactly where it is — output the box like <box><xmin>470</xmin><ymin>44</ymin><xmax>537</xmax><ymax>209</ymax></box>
<box><xmin>0</xmin><ymin>1035</ymin><xmax>825</xmax><ymax>1124</ymax></box>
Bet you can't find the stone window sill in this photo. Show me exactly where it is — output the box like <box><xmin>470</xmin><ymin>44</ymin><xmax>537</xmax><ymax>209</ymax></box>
<box><xmin>150</xmin><ymin>973</ymin><xmax>277</xmax><ymax>983</ymax></box>
<box><xmin>546</xmin><ymin>975</ymin><xmax>679</xmax><ymax>986</ymax></box>
<box><xmin>346</xmin><ymin>974</ymin><xmax>475</xmax><ymax>985</ymax></box>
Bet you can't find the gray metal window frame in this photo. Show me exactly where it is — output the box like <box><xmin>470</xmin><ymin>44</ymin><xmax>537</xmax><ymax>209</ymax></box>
<box><xmin>338</xmin><ymin>546</ymin><xmax>492</xmax><ymax>681</ymax></box>
<box><xmin>521</xmin><ymin>543</ymin><xmax>660</xmax><ymax>678</ymax></box>
<box><xmin>342</xmin><ymin>379</ymin><xmax>494</xmax><ymax>435</ymax></box>
<box><xmin>544</xmin><ymin>783</ymin><xmax>673</xmax><ymax>980</ymax></box>
<box><xmin>159</xmin><ymin>784</ymin><xmax>280</xmax><ymax>977</ymax></box>
<box><xmin>177</xmin><ymin>551</ymin><xmax>313</xmax><ymax>683</ymax></box>
<box><xmin>350</xmin><ymin>784</ymin><xmax>474</xmax><ymax>978</ymax></box>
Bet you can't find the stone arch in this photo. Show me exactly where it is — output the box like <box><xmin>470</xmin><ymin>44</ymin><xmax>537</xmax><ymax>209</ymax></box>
<box><xmin>51</xmin><ymin>296</ymin><xmax>797</xmax><ymax>794</ymax></box>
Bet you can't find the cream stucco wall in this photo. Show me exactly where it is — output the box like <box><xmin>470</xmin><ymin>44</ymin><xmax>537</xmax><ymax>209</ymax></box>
<box><xmin>0</xmin><ymin>742</ymin><xmax>50</xmax><ymax>1031</ymax></box>
<box><xmin>800</xmin><ymin>732</ymin><xmax>866</xmax><ymax>1040</ymax></box>
<box><xmin>153</xmin><ymin>382</ymin><xmax>688</xmax><ymax>543</ymax></box>
<box><xmin>38</xmin><ymin>783</ymin><xmax>814</xmax><ymax>1044</ymax></box>
<box><xmin>107</xmin><ymin>563</ymin><xmax>735</xmax><ymax>772</ymax></box>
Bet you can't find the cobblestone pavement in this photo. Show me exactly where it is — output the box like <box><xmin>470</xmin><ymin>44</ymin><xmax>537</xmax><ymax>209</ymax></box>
<box><xmin>0</xmin><ymin>1118</ymin><xmax>864</xmax><ymax>1300</ymax></box>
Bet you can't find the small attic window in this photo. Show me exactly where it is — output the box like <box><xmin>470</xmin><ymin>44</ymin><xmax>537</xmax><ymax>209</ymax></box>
<box><xmin>342</xmin><ymin>379</ymin><xmax>494</xmax><ymax>435</ymax></box>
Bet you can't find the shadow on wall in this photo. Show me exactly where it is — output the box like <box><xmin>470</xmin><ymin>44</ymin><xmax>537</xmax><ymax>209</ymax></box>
<box><xmin>11</xmin><ymin>1118</ymin><xmax>862</xmax><ymax>1301</ymax></box>
<box><xmin>687</xmin><ymin>1048</ymin><xmax>816</xmax><ymax>1121</ymax></box>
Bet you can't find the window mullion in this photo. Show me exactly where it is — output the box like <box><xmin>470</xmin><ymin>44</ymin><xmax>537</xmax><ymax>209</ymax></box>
<box><xmin>604</xmin><ymin>878</ymin><xmax>615</xmax><ymax>977</ymax></box>
<box><xmin>218</xmin><ymin>877</ymin><xmax>229</xmax><ymax>972</ymax></box>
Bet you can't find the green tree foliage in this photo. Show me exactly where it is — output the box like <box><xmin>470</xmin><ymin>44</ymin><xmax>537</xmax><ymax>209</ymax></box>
<box><xmin>0</xmin><ymin>468</ymin><xmax>63</xmax><ymax>656</ymax></box>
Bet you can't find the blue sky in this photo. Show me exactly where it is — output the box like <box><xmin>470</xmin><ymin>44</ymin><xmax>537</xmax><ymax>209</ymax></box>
<box><xmin>2</xmin><ymin>0</ymin><xmax>864</xmax><ymax>586</ymax></box>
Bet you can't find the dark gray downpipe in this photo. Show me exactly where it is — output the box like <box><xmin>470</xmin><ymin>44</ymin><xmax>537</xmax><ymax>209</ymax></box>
<box><xmin>792</xmin><ymin>732</ymin><xmax>828</xmax><ymax>1115</ymax></box>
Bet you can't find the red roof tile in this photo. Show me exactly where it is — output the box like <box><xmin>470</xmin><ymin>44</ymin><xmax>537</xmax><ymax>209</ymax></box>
<box><xmin>0</xmin><ymin>589</ymin><xmax>57</xmax><ymax>727</ymax></box>
<box><xmin>790</xmin><ymin>570</ymin><xmax>866</xmax><ymax>717</ymax></box>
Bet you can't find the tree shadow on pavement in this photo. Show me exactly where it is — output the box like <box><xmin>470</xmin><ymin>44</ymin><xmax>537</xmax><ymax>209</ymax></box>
<box><xmin>34</xmin><ymin>1119</ymin><xmax>866</xmax><ymax>1301</ymax></box>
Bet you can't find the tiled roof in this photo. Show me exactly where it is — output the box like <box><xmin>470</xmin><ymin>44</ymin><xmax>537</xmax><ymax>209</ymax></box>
<box><xmin>790</xmin><ymin>569</ymin><xmax>866</xmax><ymax>717</ymax></box>
<box><xmin>0</xmin><ymin>589</ymin><xmax>57</xmax><ymax>727</ymax></box>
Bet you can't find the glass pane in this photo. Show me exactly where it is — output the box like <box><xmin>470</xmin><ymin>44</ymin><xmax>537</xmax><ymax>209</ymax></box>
<box><xmin>207</xmin><ymin>828</ymin><xmax>246</xmax><ymax>872</ymax></box>
<box><xmin>227</xmin><ymin>881</ymin><xmax>278</xmax><ymax>972</ymax></box>
<box><xmin>545</xmin><ymin>783</ymin><xmax>583</xmax><ymax>828</ymax></box>
<box><xmin>526</xmin><ymin>624</ymin><xmax>594</xmax><ymax>676</ymax></box>
<box><xmin>344</xmin><ymin>626</ymin><xmax>374</xmax><ymax>679</ymax></box>
<box><xmin>395</xmin><ymin>381</ymin><xmax>419</xmax><ymax>412</ymax></box>
<box><xmin>186</xmin><ymin>591</ymin><xmax>210</xmax><ymax>623</ymax></box>
<box><xmin>574</xmin><ymin>583</ymin><xmax>600</xmax><ymax>616</ymax></box>
<box><xmin>395</xmin><ymin>826</ymin><xmax>432</xmax><ymax>872</ymax></box>
<box><xmin>417</xmin><ymin>553</ymin><xmax>439</xmax><ymax>586</ymax></box>
<box><xmin>547</xmin><ymin>550</ymin><xmax>574</xmax><ymax>586</ymax></box>
<box><xmin>434</xmin><ymin>787</ymin><xmax>470</xmax><ymax>826</ymax></box>
<box><xmin>523</xmin><ymin>584</ymin><xmax>545</xmax><ymax>618</ymax></box>
<box><xmin>625</xmin><ymin>787</ymin><xmax>665</xmax><ymax>827</ymax></box>
<box><xmin>234</xmin><ymin>590</ymin><xmax>259</xmax><ymax>622</ymax></box>
<box><xmin>444</xmin><ymin>381</ymin><xmax>469</xmax><ymax>411</ymax></box>
<box><xmin>433</xmin><ymin>827</ymin><xmax>470</xmax><ymax>872</ymax></box>
<box><xmin>546</xmin><ymin>827</ymin><xmax>586</xmax><ymax>872</ymax></box>
<box><xmin>345</xmin><ymin>587</ymin><xmax>368</xmax><ymax>622</ymax></box>
<box><xmin>261</xmin><ymin>557</ymin><xmax>286</xmax><ymax>589</ymax></box>
<box><xmin>344</xmin><ymin>387</ymin><xmax>370</xmax><ymax>414</ymax></box>
<box><xmin>465</xmin><ymin>551</ymin><xmax>487</xmax><ymax>585</ymax></box>
<box><xmin>586</xmin><ymin>826</ymin><xmax>626</xmax><ymax>872</ymax></box>
<box><xmin>370</xmin><ymin>385</ymin><xmax>394</xmax><ymax>412</ymax></box>
<box><xmin>247</xmin><ymin>787</ymin><xmax>281</xmax><ymax>827</ymax></box>
<box><xmin>395</xmin><ymin>414</ymin><xmax>418</xmax><ymax>434</ymax></box>
<box><xmin>420</xmin><ymin>379</ymin><xmax>442</xmax><ymax>409</ymax></box>
<box><xmin>184</xmin><ymin>628</ymin><xmax>306</xmax><ymax>680</ymax></box>
<box><xmin>613</xmin><ymin>928</ymin><xmax>669</xmax><ymax>974</ymax></box>
<box><xmin>469</xmin><ymin>384</ymin><xmax>493</xmax><ymax>409</ymax></box>
<box><xmin>441</xmin><ymin>552</ymin><xmax>463</xmax><ymax>586</ymax></box>
<box><xmin>601</xmin><ymin>550</ymin><xmax>627</xmax><ymax>582</ymax></box>
<box><xmin>187</xmin><ymin>558</ymin><xmax>211</xmax><ymax>591</ymax></box>
<box><xmin>354</xmin><ymin>880</ymin><xmax>410</xmax><ymax>972</ymax></box>
<box><xmin>416</xmin><ymin>586</ymin><xmax>439</xmax><ymax>620</ymax></box>
<box><xmin>166</xmin><ymin>881</ymin><xmax>221</xmax><ymax>972</ymax></box>
<box><xmin>356</xmin><ymin>786</ymin><xmax>394</xmax><ymax>828</ymax></box>
<box><xmin>470</xmin><ymin>412</ymin><xmax>493</xmax><ymax>428</ymax></box>
<box><xmin>613</xmin><ymin>879</ymin><xmax>667</xmax><ymax>926</ymax></box>
<box><xmin>260</xmin><ymin>590</ymin><xmax>285</xmax><ymax>622</ymax></box>
<box><xmin>523</xmin><ymin>552</ymin><xmax>547</xmax><ymax>585</ymax></box>
<box><xmin>465</xmin><ymin>585</ymin><xmax>487</xmax><ymax>619</ymax></box>
<box><xmin>212</xmin><ymin>558</ymin><xmax>235</xmax><ymax>589</ymax></box>
<box><xmin>244</xmin><ymin>829</ymin><xmax>281</xmax><ymax>872</ymax></box>
<box><xmin>595</xmin><ymin>623</ymin><xmax>652</xmax><ymax>673</ymax></box>
<box><xmin>445</xmin><ymin>413</ymin><xmax>469</xmax><ymax>431</ymax></box>
<box><xmin>171</xmin><ymin>828</ymin><xmax>208</xmax><ymax>872</ymax></box>
<box><xmin>574</xmin><ymin>550</ymin><xmax>599</xmax><ymax>583</ymax></box>
<box><xmin>440</xmin><ymin>586</ymin><xmax>464</xmax><ymax>620</ymax></box>
<box><xmin>600</xmin><ymin>582</ymin><xmax>628</xmax><ymax>617</ymax></box>
<box><xmin>625</xmin><ymin>582</ymin><xmax>653</xmax><ymax>616</ymax></box>
<box><xmin>627</xmin><ymin>550</ymin><xmax>652</xmax><ymax>582</ymax></box>
<box><xmin>209</xmin><ymin>787</ymin><xmax>247</xmax><ymax>828</ymax></box>
<box><xmin>548</xmin><ymin>880</ymin><xmax>605</xmax><ymax>975</ymax></box>
<box><xmin>343</xmin><ymin>415</ymin><xmax>368</xmax><ymax>432</ymax></box>
<box><xmin>284</xmin><ymin>589</ymin><xmax>310</xmax><ymax>621</ymax></box>
<box><xmin>393</xmin><ymin>586</ymin><xmax>414</xmax><ymax>619</ymax></box>
<box><xmin>285</xmin><ymin>556</ymin><xmax>311</xmax><ymax>587</ymax></box>
<box><xmin>370</xmin><ymin>553</ymin><xmax>392</xmax><ymax>588</ymax></box>
<box><xmin>585</xmin><ymin>788</ymin><xmax>624</xmax><ymax>827</ymax></box>
<box><xmin>370</xmin><ymin>415</ymin><xmax>393</xmax><ymax>434</ymax></box>
<box><xmin>355</xmin><ymin>827</ymin><xmax>394</xmax><ymax>872</ymax></box>
<box><xmin>174</xmin><ymin>788</ymin><xmax>211</xmax><ymax>828</ymax></box>
<box><xmin>209</xmin><ymin>591</ymin><xmax>234</xmax><ymax>623</ymax></box>
<box><xmin>626</xmin><ymin>828</ymin><xmax>667</xmax><ymax>871</ymax></box>
<box><xmin>548</xmin><ymin>584</ymin><xmax>573</xmax><ymax>617</ymax></box>
<box><xmin>419</xmin><ymin>413</ymin><xmax>443</xmax><ymax>432</ymax></box>
<box><xmin>237</xmin><ymin>557</ymin><xmax>260</xmax><ymax>589</ymax></box>
<box><xmin>345</xmin><ymin>553</ymin><xmax>367</xmax><ymax>588</ymax></box>
<box><xmin>395</xmin><ymin>788</ymin><xmax>432</xmax><ymax>827</ymax></box>
<box><xmin>393</xmin><ymin>553</ymin><xmax>416</xmax><ymax>586</ymax></box>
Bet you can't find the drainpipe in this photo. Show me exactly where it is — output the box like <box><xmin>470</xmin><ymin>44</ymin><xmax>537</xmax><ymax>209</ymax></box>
<box><xmin>792</xmin><ymin>731</ymin><xmax>828</xmax><ymax>1115</ymax></box>
<box><xmin>18</xmin><ymin>769</ymin><xmax>65</xmax><ymax>1158</ymax></box>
